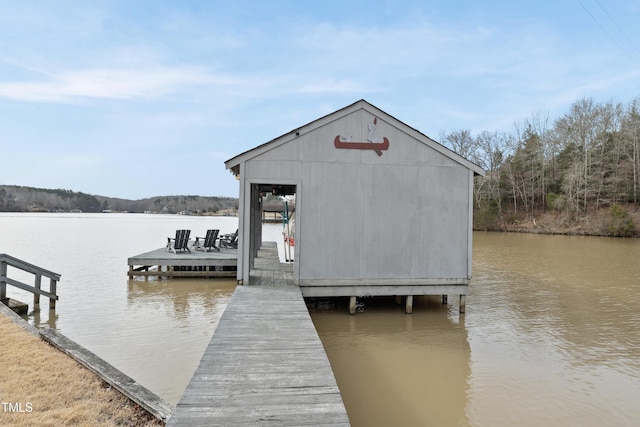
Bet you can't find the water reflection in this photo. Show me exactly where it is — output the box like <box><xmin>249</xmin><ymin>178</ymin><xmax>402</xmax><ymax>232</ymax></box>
<box><xmin>309</xmin><ymin>296</ymin><xmax>470</xmax><ymax>427</ymax></box>
<box><xmin>31</xmin><ymin>308</ymin><xmax>58</xmax><ymax>329</ymax></box>
<box><xmin>126</xmin><ymin>277</ymin><xmax>236</xmax><ymax>322</ymax></box>
<box><xmin>120</xmin><ymin>277</ymin><xmax>236</xmax><ymax>404</ymax></box>
<box><xmin>312</xmin><ymin>232</ymin><xmax>640</xmax><ymax>427</ymax></box>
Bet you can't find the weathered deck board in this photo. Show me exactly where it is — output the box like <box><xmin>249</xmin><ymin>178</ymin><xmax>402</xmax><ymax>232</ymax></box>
<box><xmin>167</xmin><ymin>242</ymin><xmax>349</xmax><ymax>426</ymax></box>
<box><xmin>127</xmin><ymin>243</ymin><xmax>237</xmax><ymax>278</ymax></box>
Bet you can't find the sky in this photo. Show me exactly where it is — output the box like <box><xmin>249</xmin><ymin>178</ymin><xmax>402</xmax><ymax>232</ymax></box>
<box><xmin>1</xmin><ymin>1</ymin><xmax>639</xmax><ymax>200</ymax></box>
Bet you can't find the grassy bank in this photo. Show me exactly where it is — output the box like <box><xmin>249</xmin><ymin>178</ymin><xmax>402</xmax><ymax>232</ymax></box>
<box><xmin>0</xmin><ymin>312</ymin><xmax>161</xmax><ymax>426</ymax></box>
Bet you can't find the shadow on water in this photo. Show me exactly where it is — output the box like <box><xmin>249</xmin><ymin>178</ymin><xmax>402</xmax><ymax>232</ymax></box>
<box><xmin>308</xmin><ymin>296</ymin><xmax>470</xmax><ymax>427</ymax></box>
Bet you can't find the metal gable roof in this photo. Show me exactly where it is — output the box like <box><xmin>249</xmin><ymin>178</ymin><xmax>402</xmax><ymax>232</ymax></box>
<box><xmin>225</xmin><ymin>99</ymin><xmax>485</xmax><ymax>177</ymax></box>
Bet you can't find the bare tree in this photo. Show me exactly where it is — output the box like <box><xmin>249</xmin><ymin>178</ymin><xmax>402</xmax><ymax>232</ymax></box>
<box><xmin>621</xmin><ymin>98</ymin><xmax>640</xmax><ymax>208</ymax></box>
<box><xmin>475</xmin><ymin>130</ymin><xmax>508</xmax><ymax>216</ymax></box>
<box><xmin>441</xmin><ymin>130</ymin><xmax>477</xmax><ymax>160</ymax></box>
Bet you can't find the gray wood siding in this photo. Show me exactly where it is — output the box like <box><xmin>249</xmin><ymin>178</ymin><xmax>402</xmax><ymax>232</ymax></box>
<box><xmin>300</xmin><ymin>162</ymin><xmax>362</xmax><ymax>279</ymax></box>
<box><xmin>297</xmin><ymin>164</ymin><xmax>469</xmax><ymax>282</ymax></box>
<box><xmin>234</xmin><ymin>103</ymin><xmax>477</xmax><ymax>287</ymax></box>
<box><xmin>415</xmin><ymin>165</ymin><xmax>469</xmax><ymax>278</ymax></box>
<box><xmin>358</xmin><ymin>164</ymin><xmax>417</xmax><ymax>278</ymax></box>
<box><xmin>300</xmin><ymin>113</ymin><xmax>469</xmax><ymax>282</ymax></box>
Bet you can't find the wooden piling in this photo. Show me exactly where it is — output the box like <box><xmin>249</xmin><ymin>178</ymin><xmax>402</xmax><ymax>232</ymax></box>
<box><xmin>405</xmin><ymin>295</ymin><xmax>413</xmax><ymax>314</ymax></box>
<box><xmin>349</xmin><ymin>296</ymin><xmax>356</xmax><ymax>315</ymax></box>
<box><xmin>49</xmin><ymin>278</ymin><xmax>57</xmax><ymax>310</ymax></box>
<box><xmin>34</xmin><ymin>274</ymin><xmax>42</xmax><ymax>309</ymax></box>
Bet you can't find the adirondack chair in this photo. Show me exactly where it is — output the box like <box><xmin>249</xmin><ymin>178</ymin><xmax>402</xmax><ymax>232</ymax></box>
<box><xmin>219</xmin><ymin>229</ymin><xmax>238</xmax><ymax>249</ymax></box>
<box><xmin>167</xmin><ymin>229</ymin><xmax>191</xmax><ymax>253</ymax></box>
<box><xmin>195</xmin><ymin>229</ymin><xmax>220</xmax><ymax>252</ymax></box>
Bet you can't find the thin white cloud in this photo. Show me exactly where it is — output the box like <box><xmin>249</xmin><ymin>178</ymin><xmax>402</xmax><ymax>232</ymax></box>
<box><xmin>295</xmin><ymin>79</ymin><xmax>370</xmax><ymax>94</ymax></box>
<box><xmin>0</xmin><ymin>65</ymin><xmax>240</xmax><ymax>103</ymax></box>
<box><xmin>304</xmin><ymin>18</ymin><xmax>501</xmax><ymax>67</ymax></box>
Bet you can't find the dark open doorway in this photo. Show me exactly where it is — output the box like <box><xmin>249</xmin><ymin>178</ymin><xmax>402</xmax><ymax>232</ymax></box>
<box><xmin>248</xmin><ymin>183</ymin><xmax>297</xmax><ymax>271</ymax></box>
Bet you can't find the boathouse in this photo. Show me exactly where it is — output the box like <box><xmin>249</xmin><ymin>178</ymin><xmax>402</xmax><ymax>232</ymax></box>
<box><xmin>225</xmin><ymin>100</ymin><xmax>485</xmax><ymax>312</ymax></box>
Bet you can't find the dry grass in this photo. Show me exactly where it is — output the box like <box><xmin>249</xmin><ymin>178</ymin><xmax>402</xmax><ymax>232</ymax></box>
<box><xmin>499</xmin><ymin>205</ymin><xmax>640</xmax><ymax>237</ymax></box>
<box><xmin>0</xmin><ymin>313</ymin><xmax>162</xmax><ymax>426</ymax></box>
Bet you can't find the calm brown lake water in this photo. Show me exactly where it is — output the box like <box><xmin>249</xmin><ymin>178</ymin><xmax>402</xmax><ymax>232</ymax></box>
<box><xmin>2</xmin><ymin>214</ymin><xmax>640</xmax><ymax>426</ymax></box>
<box><xmin>0</xmin><ymin>213</ymin><xmax>240</xmax><ymax>404</ymax></box>
<box><xmin>311</xmin><ymin>231</ymin><xmax>640</xmax><ymax>426</ymax></box>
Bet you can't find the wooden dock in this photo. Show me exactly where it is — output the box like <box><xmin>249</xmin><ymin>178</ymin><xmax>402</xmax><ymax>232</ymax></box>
<box><xmin>167</xmin><ymin>242</ymin><xmax>350</xmax><ymax>426</ymax></box>
<box><xmin>127</xmin><ymin>244</ymin><xmax>237</xmax><ymax>278</ymax></box>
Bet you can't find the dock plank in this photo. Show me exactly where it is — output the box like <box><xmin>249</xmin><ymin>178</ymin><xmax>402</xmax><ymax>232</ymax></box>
<box><xmin>167</xmin><ymin>243</ymin><xmax>349</xmax><ymax>426</ymax></box>
<box><xmin>127</xmin><ymin>244</ymin><xmax>238</xmax><ymax>278</ymax></box>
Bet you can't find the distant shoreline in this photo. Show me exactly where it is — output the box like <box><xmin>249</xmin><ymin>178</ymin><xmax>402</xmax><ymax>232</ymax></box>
<box><xmin>0</xmin><ymin>184</ymin><xmax>239</xmax><ymax>215</ymax></box>
<box><xmin>0</xmin><ymin>210</ymin><xmax>240</xmax><ymax>216</ymax></box>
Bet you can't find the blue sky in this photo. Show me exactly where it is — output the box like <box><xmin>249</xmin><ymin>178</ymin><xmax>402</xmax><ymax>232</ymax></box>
<box><xmin>1</xmin><ymin>0</ymin><xmax>639</xmax><ymax>199</ymax></box>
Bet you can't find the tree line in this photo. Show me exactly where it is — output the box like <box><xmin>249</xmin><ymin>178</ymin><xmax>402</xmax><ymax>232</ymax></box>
<box><xmin>442</xmin><ymin>96</ymin><xmax>640</xmax><ymax>236</ymax></box>
<box><xmin>0</xmin><ymin>185</ymin><xmax>238</xmax><ymax>215</ymax></box>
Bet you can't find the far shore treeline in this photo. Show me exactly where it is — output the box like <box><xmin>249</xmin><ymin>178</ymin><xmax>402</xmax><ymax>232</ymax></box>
<box><xmin>442</xmin><ymin>96</ymin><xmax>640</xmax><ymax>237</ymax></box>
<box><xmin>3</xmin><ymin>95</ymin><xmax>640</xmax><ymax>237</ymax></box>
<box><xmin>0</xmin><ymin>185</ymin><xmax>238</xmax><ymax>215</ymax></box>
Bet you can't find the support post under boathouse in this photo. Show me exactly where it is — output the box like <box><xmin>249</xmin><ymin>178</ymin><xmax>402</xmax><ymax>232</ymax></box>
<box><xmin>225</xmin><ymin>100</ymin><xmax>485</xmax><ymax>313</ymax></box>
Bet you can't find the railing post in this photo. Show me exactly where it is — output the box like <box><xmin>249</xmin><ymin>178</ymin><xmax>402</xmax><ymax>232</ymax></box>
<box><xmin>34</xmin><ymin>273</ymin><xmax>42</xmax><ymax>309</ymax></box>
<box><xmin>0</xmin><ymin>260</ymin><xmax>6</xmax><ymax>301</ymax></box>
<box><xmin>49</xmin><ymin>278</ymin><xmax>57</xmax><ymax>310</ymax></box>
<box><xmin>0</xmin><ymin>254</ymin><xmax>60</xmax><ymax>311</ymax></box>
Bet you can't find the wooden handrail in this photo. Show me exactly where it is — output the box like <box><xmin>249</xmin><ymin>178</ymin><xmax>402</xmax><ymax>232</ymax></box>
<box><xmin>0</xmin><ymin>253</ymin><xmax>61</xmax><ymax>280</ymax></box>
<box><xmin>0</xmin><ymin>253</ymin><xmax>60</xmax><ymax>310</ymax></box>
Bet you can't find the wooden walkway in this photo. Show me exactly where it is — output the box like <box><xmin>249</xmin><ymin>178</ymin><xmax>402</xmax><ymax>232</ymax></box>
<box><xmin>127</xmin><ymin>244</ymin><xmax>237</xmax><ymax>278</ymax></box>
<box><xmin>167</xmin><ymin>242</ymin><xmax>349</xmax><ymax>426</ymax></box>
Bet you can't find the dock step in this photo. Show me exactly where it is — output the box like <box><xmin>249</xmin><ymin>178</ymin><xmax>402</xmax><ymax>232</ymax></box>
<box><xmin>1</xmin><ymin>298</ymin><xmax>28</xmax><ymax>315</ymax></box>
